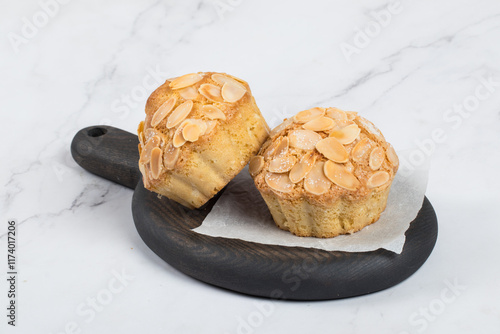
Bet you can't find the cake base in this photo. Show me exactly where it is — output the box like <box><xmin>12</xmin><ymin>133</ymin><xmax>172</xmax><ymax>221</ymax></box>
<box><xmin>260</xmin><ymin>186</ymin><xmax>391</xmax><ymax>238</ymax></box>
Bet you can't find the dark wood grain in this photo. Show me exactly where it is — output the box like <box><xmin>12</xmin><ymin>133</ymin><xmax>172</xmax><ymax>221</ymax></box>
<box><xmin>72</xmin><ymin>126</ymin><xmax>438</xmax><ymax>301</ymax></box>
<box><xmin>71</xmin><ymin>126</ymin><xmax>141</xmax><ymax>189</ymax></box>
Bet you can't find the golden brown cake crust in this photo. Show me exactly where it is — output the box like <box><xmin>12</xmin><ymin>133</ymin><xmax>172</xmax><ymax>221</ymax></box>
<box><xmin>249</xmin><ymin>107</ymin><xmax>399</xmax><ymax>238</ymax></box>
<box><xmin>138</xmin><ymin>72</ymin><xmax>269</xmax><ymax>208</ymax></box>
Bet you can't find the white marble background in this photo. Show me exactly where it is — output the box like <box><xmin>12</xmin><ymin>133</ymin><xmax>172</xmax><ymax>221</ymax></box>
<box><xmin>1</xmin><ymin>0</ymin><xmax>500</xmax><ymax>333</ymax></box>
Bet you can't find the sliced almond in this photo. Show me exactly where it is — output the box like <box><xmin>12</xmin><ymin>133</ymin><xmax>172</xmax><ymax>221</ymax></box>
<box><xmin>324</xmin><ymin>160</ymin><xmax>360</xmax><ymax>191</ymax></box>
<box><xmin>150</xmin><ymin>147</ymin><xmax>163</xmax><ymax>179</ymax></box>
<box><xmin>199</xmin><ymin>84</ymin><xmax>223</xmax><ymax>102</ymax></box>
<box><xmin>351</xmin><ymin>138</ymin><xmax>372</xmax><ymax>162</ymax></box>
<box><xmin>386</xmin><ymin>144</ymin><xmax>399</xmax><ymax>168</ymax></box>
<box><xmin>369</xmin><ymin>147</ymin><xmax>385</xmax><ymax>170</ymax></box>
<box><xmin>356</xmin><ymin>117</ymin><xmax>384</xmax><ymax>141</ymax></box>
<box><xmin>139</xmin><ymin>162</ymin><xmax>150</xmax><ymax>188</ymax></box>
<box><xmin>163</xmin><ymin>143</ymin><xmax>180</xmax><ymax>170</ymax></box>
<box><xmin>173</xmin><ymin>124</ymin><xmax>187</xmax><ymax>148</ymax></box>
<box><xmin>268</xmin><ymin>156</ymin><xmax>297</xmax><ymax>173</ymax></box>
<box><xmin>178</xmin><ymin>86</ymin><xmax>198</xmax><ymax>100</ymax></box>
<box><xmin>140</xmin><ymin>135</ymin><xmax>161</xmax><ymax>163</ymax></box>
<box><xmin>329</xmin><ymin>124</ymin><xmax>361</xmax><ymax>145</ymax></box>
<box><xmin>346</xmin><ymin>111</ymin><xmax>358</xmax><ymax>120</ymax></box>
<box><xmin>293</xmin><ymin>107</ymin><xmax>325</xmax><ymax>124</ymax></box>
<box><xmin>265</xmin><ymin>172</ymin><xmax>294</xmax><ymax>193</ymax></box>
<box><xmin>325</xmin><ymin>107</ymin><xmax>347</xmax><ymax>120</ymax></box>
<box><xmin>302</xmin><ymin>117</ymin><xmax>335</xmax><ymax>132</ymax></box>
<box><xmin>315</xmin><ymin>137</ymin><xmax>349</xmax><ymax>163</ymax></box>
<box><xmin>264</xmin><ymin>137</ymin><xmax>289</xmax><ymax>158</ymax></box>
<box><xmin>273</xmin><ymin>137</ymin><xmax>289</xmax><ymax>157</ymax></box>
<box><xmin>194</xmin><ymin>119</ymin><xmax>208</xmax><ymax>135</ymax></box>
<box><xmin>304</xmin><ymin>161</ymin><xmax>331</xmax><ymax>195</ymax></box>
<box><xmin>182</xmin><ymin>119</ymin><xmax>207</xmax><ymax>142</ymax></box>
<box><xmin>332</xmin><ymin>119</ymin><xmax>355</xmax><ymax>129</ymax></box>
<box><xmin>367</xmin><ymin>171</ymin><xmax>390</xmax><ymax>188</ymax></box>
<box><xmin>151</xmin><ymin>97</ymin><xmax>177</xmax><ymax>127</ymax></box>
<box><xmin>263</xmin><ymin>138</ymin><xmax>281</xmax><ymax>159</ymax></box>
<box><xmin>221</xmin><ymin>81</ymin><xmax>247</xmax><ymax>102</ymax></box>
<box><xmin>182</xmin><ymin>123</ymin><xmax>202</xmax><ymax>142</ymax></box>
<box><xmin>204</xmin><ymin>120</ymin><xmax>217</xmax><ymax>135</ymax></box>
<box><xmin>288</xmin><ymin>130</ymin><xmax>322</xmax><ymax>150</ymax></box>
<box><xmin>269</xmin><ymin>118</ymin><xmax>293</xmax><ymax>137</ymax></box>
<box><xmin>289</xmin><ymin>151</ymin><xmax>316</xmax><ymax>183</ymax></box>
<box><xmin>211</xmin><ymin>73</ymin><xmax>245</xmax><ymax>87</ymax></box>
<box><xmin>249</xmin><ymin>156</ymin><xmax>264</xmax><ymax>177</ymax></box>
<box><xmin>144</xmin><ymin>128</ymin><xmax>157</xmax><ymax>141</ymax></box>
<box><xmin>139</xmin><ymin>132</ymin><xmax>146</xmax><ymax>149</ymax></box>
<box><xmin>138</xmin><ymin>121</ymin><xmax>145</xmax><ymax>146</ymax></box>
<box><xmin>202</xmin><ymin>105</ymin><xmax>226</xmax><ymax>120</ymax></box>
<box><xmin>169</xmin><ymin>73</ymin><xmax>203</xmax><ymax>90</ymax></box>
<box><xmin>167</xmin><ymin>100</ymin><xmax>193</xmax><ymax>129</ymax></box>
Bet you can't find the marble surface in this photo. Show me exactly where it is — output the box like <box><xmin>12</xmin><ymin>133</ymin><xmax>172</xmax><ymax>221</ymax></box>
<box><xmin>1</xmin><ymin>0</ymin><xmax>500</xmax><ymax>333</ymax></box>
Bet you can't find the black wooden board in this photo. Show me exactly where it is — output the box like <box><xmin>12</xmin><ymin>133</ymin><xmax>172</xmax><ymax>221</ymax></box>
<box><xmin>71</xmin><ymin>125</ymin><xmax>438</xmax><ymax>301</ymax></box>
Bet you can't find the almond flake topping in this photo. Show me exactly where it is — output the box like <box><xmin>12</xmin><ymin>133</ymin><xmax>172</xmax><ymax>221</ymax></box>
<box><xmin>351</xmin><ymin>138</ymin><xmax>372</xmax><ymax>162</ymax></box>
<box><xmin>221</xmin><ymin>81</ymin><xmax>247</xmax><ymax>103</ymax></box>
<box><xmin>249</xmin><ymin>156</ymin><xmax>264</xmax><ymax>177</ymax></box>
<box><xmin>369</xmin><ymin>147</ymin><xmax>385</xmax><ymax>170</ymax></box>
<box><xmin>346</xmin><ymin>111</ymin><xmax>358</xmax><ymax>121</ymax></box>
<box><xmin>167</xmin><ymin>100</ymin><xmax>193</xmax><ymax>129</ymax></box>
<box><xmin>169</xmin><ymin>73</ymin><xmax>203</xmax><ymax>90</ymax></box>
<box><xmin>265</xmin><ymin>172</ymin><xmax>294</xmax><ymax>193</ymax></box>
<box><xmin>302</xmin><ymin>117</ymin><xmax>335</xmax><ymax>132</ymax></box>
<box><xmin>386</xmin><ymin>144</ymin><xmax>399</xmax><ymax>168</ymax></box>
<box><xmin>199</xmin><ymin>84</ymin><xmax>223</xmax><ymax>102</ymax></box>
<box><xmin>150</xmin><ymin>147</ymin><xmax>163</xmax><ymax>179</ymax></box>
<box><xmin>182</xmin><ymin>119</ymin><xmax>208</xmax><ymax>142</ymax></box>
<box><xmin>293</xmin><ymin>107</ymin><xmax>325</xmax><ymax>124</ymax></box>
<box><xmin>315</xmin><ymin>137</ymin><xmax>349</xmax><ymax>163</ymax></box>
<box><xmin>163</xmin><ymin>143</ymin><xmax>180</xmax><ymax>170</ymax></box>
<box><xmin>204</xmin><ymin>120</ymin><xmax>217</xmax><ymax>135</ymax></box>
<box><xmin>304</xmin><ymin>161</ymin><xmax>331</xmax><ymax>195</ymax></box>
<box><xmin>288</xmin><ymin>130</ymin><xmax>322</xmax><ymax>150</ymax></box>
<box><xmin>144</xmin><ymin>128</ymin><xmax>158</xmax><ymax>141</ymax></box>
<box><xmin>273</xmin><ymin>136</ymin><xmax>289</xmax><ymax>157</ymax></box>
<box><xmin>172</xmin><ymin>123</ymin><xmax>187</xmax><ymax>148</ymax></box>
<box><xmin>268</xmin><ymin>156</ymin><xmax>297</xmax><ymax>173</ymax></box>
<box><xmin>178</xmin><ymin>86</ymin><xmax>198</xmax><ymax>100</ymax></box>
<box><xmin>211</xmin><ymin>74</ymin><xmax>244</xmax><ymax>87</ymax></box>
<box><xmin>325</xmin><ymin>108</ymin><xmax>347</xmax><ymax>120</ymax></box>
<box><xmin>140</xmin><ymin>135</ymin><xmax>161</xmax><ymax>163</ymax></box>
<box><xmin>329</xmin><ymin>123</ymin><xmax>361</xmax><ymax>144</ymax></box>
<box><xmin>289</xmin><ymin>151</ymin><xmax>316</xmax><ymax>183</ymax></box>
<box><xmin>269</xmin><ymin>118</ymin><xmax>293</xmax><ymax>137</ymax></box>
<box><xmin>202</xmin><ymin>105</ymin><xmax>226</xmax><ymax>120</ymax></box>
<box><xmin>367</xmin><ymin>171</ymin><xmax>390</xmax><ymax>188</ymax></box>
<box><xmin>139</xmin><ymin>163</ymin><xmax>150</xmax><ymax>188</ymax></box>
<box><xmin>323</xmin><ymin>160</ymin><xmax>360</xmax><ymax>191</ymax></box>
<box><xmin>264</xmin><ymin>137</ymin><xmax>288</xmax><ymax>158</ymax></box>
<box><xmin>138</xmin><ymin>121</ymin><xmax>145</xmax><ymax>146</ymax></box>
<box><xmin>263</xmin><ymin>137</ymin><xmax>282</xmax><ymax>158</ymax></box>
<box><xmin>151</xmin><ymin>97</ymin><xmax>177</xmax><ymax>127</ymax></box>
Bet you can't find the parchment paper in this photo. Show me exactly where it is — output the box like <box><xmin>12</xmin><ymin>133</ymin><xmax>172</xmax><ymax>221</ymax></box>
<box><xmin>193</xmin><ymin>151</ymin><xmax>428</xmax><ymax>254</ymax></box>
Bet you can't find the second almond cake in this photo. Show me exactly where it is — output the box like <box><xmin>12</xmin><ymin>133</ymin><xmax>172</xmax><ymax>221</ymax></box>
<box><xmin>249</xmin><ymin>107</ymin><xmax>399</xmax><ymax>238</ymax></box>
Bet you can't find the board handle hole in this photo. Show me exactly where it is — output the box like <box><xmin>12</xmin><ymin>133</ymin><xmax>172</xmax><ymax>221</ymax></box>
<box><xmin>87</xmin><ymin>127</ymin><xmax>107</xmax><ymax>137</ymax></box>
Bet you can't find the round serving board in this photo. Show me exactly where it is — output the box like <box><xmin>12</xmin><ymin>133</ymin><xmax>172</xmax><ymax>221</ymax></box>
<box><xmin>71</xmin><ymin>126</ymin><xmax>438</xmax><ymax>301</ymax></box>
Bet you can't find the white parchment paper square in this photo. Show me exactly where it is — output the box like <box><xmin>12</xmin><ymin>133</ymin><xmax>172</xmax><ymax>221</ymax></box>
<box><xmin>193</xmin><ymin>152</ymin><xmax>428</xmax><ymax>254</ymax></box>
